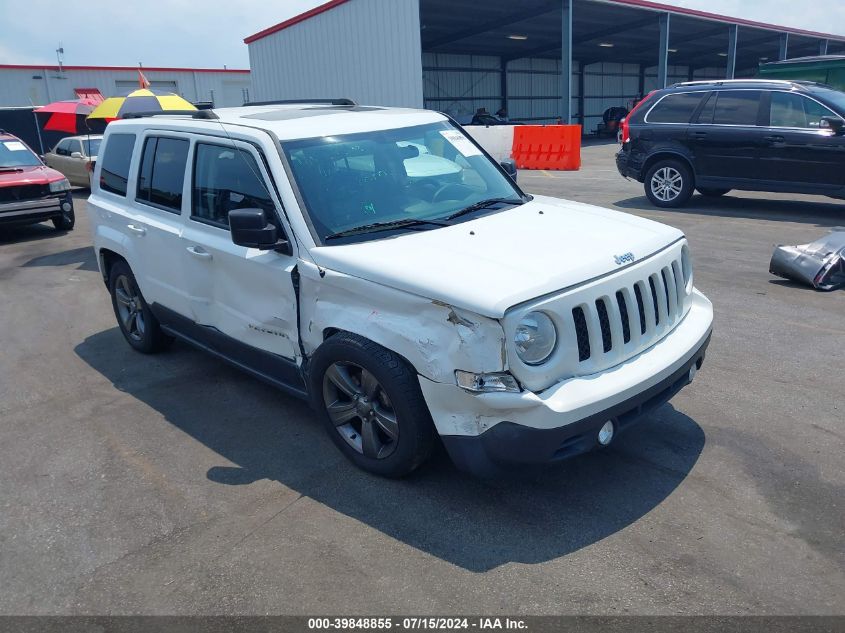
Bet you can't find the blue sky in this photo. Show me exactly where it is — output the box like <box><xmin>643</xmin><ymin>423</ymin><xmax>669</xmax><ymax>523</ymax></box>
<box><xmin>1</xmin><ymin>0</ymin><xmax>842</xmax><ymax>69</ymax></box>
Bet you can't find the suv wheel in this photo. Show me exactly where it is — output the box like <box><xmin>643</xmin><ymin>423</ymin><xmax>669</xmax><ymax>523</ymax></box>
<box><xmin>697</xmin><ymin>187</ymin><xmax>730</xmax><ymax>197</ymax></box>
<box><xmin>109</xmin><ymin>261</ymin><xmax>171</xmax><ymax>354</ymax></box>
<box><xmin>645</xmin><ymin>160</ymin><xmax>694</xmax><ymax>208</ymax></box>
<box><xmin>310</xmin><ymin>332</ymin><xmax>435</xmax><ymax>477</ymax></box>
<box><xmin>52</xmin><ymin>207</ymin><xmax>75</xmax><ymax>231</ymax></box>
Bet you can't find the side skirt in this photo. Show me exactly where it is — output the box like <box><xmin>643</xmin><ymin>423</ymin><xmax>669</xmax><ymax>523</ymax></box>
<box><xmin>151</xmin><ymin>303</ymin><xmax>309</xmax><ymax>401</ymax></box>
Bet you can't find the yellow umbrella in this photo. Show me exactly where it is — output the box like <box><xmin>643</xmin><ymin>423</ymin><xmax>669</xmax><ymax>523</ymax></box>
<box><xmin>87</xmin><ymin>89</ymin><xmax>196</xmax><ymax>130</ymax></box>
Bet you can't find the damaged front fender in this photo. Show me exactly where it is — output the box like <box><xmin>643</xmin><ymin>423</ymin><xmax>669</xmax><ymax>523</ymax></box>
<box><xmin>297</xmin><ymin>260</ymin><xmax>507</xmax><ymax>384</ymax></box>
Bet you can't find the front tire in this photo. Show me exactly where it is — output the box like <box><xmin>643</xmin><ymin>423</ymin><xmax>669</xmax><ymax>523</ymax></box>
<box><xmin>109</xmin><ymin>261</ymin><xmax>170</xmax><ymax>354</ymax></box>
<box><xmin>52</xmin><ymin>207</ymin><xmax>75</xmax><ymax>231</ymax></box>
<box><xmin>644</xmin><ymin>159</ymin><xmax>694</xmax><ymax>208</ymax></box>
<box><xmin>309</xmin><ymin>332</ymin><xmax>436</xmax><ymax>477</ymax></box>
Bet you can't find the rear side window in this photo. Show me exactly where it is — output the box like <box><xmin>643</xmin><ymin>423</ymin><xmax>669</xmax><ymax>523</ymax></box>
<box><xmin>646</xmin><ymin>92</ymin><xmax>705</xmax><ymax>123</ymax></box>
<box><xmin>136</xmin><ymin>136</ymin><xmax>189</xmax><ymax>213</ymax></box>
<box><xmin>100</xmin><ymin>134</ymin><xmax>136</xmax><ymax>196</ymax></box>
<box><xmin>710</xmin><ymin>90</ymin><xmax>763</xmax><ymax>126</ymax></box>
<box><xmin>192</xmin><ymin>143</ymin><xmax>275</xmax><ymax>228</ymax></box>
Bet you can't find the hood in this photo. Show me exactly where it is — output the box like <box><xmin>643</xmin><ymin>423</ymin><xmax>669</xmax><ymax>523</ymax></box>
<box><xmin>0</xmin><ymin>165</ymin><xmax>65</xmax><ymax>187</ymax></box>
<box><xmin>310</xmin><ymin>195</ymin><xmax>684</xmax><ymax>318</ymax></box>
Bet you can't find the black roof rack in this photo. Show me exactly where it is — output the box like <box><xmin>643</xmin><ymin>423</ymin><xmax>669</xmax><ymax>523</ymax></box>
<box><xmin>121</xmin><ymin>110</ymin><xmax>219</xmax><ymax>120</ymax></box>
<box><xmin>243</xmin><ymin>98</ymin><xmax>357</xmax><ymax>107</ymax></box>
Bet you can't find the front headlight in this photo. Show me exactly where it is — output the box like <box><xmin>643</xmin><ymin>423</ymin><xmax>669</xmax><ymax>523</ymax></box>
<box><xmin>49</xmin><ymin>178</ymin><xmax>71</xmax><ymax>193</ymax></box>
<box><xmin>514</xmin><ymin>311</ymin><xmax>557</xmax><ymax>365</ymax></box>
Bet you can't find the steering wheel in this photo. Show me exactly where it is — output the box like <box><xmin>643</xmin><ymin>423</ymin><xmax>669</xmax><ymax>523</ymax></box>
<box><xmin>432</xmin><ymin>183</ymin><xmax>475</xmax><ymax>203</ymax></box>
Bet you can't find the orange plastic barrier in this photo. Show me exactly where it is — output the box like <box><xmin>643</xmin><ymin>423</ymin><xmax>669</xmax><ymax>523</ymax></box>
<box><xmin>511</xmin><ymin>125</ymin><xmax>581</xmax><ymax>171</ymax></box>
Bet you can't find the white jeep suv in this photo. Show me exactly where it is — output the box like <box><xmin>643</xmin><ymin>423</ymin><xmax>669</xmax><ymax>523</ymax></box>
<box><xmin>87</xmin><ymin>101</ymin><xmax>713</xmax><ymax>477</ymax></box>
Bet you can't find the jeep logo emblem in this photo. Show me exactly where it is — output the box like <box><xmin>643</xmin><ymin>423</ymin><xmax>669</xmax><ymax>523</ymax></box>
<box><xmin>614</xmin><ymin>252</ymin><xmax>635</xmax><ymax>265</ymax></box>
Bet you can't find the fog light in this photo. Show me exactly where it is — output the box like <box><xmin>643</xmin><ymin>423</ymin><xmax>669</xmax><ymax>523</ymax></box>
<box><xmin>688</xmin><ymin>363</ymin><xmax>698</xmax><ymax>383</ymax></box>
<box><xmin>597</xmin><ymin>420</ymin><xmax>614</xmax><ymax>446</ymax></box>
<box><xmin>62</xmin><ymin>202</ymin><xmax>72</xmax><ymax>212</ymax></box>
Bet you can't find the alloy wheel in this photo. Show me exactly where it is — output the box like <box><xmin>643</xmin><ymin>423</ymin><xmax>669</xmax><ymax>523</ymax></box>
<box><xmin>114</xmin><ymin>274</ymin><xmax>146</xmax><ymax>342</ymax></box>
<box><xmin>650</xmin><ymin>166</ymin><xmax>683</xmax><ymax>202</ymax></box>
<box><xmin>322</xmin><ymin>361</ymin><xmax>399</xmax><ymax>459</ymax></box>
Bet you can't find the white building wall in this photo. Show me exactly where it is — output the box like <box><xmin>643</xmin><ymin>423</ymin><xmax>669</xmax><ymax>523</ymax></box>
<box><xmin>0</xmin><ymin>66</ymin><xmax>251</xmax><ymax>107</ymax></box>
<box><xmin>248</xmin><ymin>0</ymin><xmax>423</xmax><ymax>108</ymax></box>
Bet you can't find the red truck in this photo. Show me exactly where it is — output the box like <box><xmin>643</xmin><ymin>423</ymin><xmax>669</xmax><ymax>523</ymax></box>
<box><xmin>0</xmin><ymin>131</ymin><xmax>75</xmax><ymax>231</ymax></box>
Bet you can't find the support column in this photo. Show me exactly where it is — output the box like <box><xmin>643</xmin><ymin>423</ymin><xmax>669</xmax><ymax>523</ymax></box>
<box><xmin>657</xmin><ymin>12</ymin><xmax>671</xmax><ymax>89</ymax></box>
<box><xmin>779</xmin><ymin>33</ymin><xmax>789</xmax><ymax>60</ymax></box>
<box><xmin>638</xmin><ymin>64</ymin><xmax>645</xmax><ymax>97</ymax></box>
<box><xmin>820</xmin><ymin>39</ymin><xmax>829</xmax><ymax>55</ymax></box>
<box><xmin>561</xmin><ymin>0</ymin><xmax>573</xmax><ymax>124</ymax></box>
<box><xmin>500</xmin><ymin>57</ymin><xmax>508</xmax><ymax>115</ymax></box>
<box><xmin>578</xmin><ymin>65</ymin><xmax>585</xmax><ymax>127</ymax></box>
<box><xmin>726</xmin><ymin>24</ymin><xmax>738</xmax><ymax>79</ymax></box>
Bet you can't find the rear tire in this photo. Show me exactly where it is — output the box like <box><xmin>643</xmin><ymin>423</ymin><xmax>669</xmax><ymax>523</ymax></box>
<box><xmin>309</xmin><ymin>332</ymin><xmax>436</xmax><ymax>477</ymax></box>
<box><xmin>108</xmin><ymin>261</ymin><xmax>170</xmax><ymax>354</ymax></box>
<box><xmin>697</xmin><ymin>187</ymin><xmax>730</xmax><ymax>197</ymax></box>
<box><xmin>644</xmin><ymin>159</ymin><xmax>694</xmax><ymax>208</ymax></box>
<box><xmin>52</xmin><ymin>207</ymin><xmax>75</xmax><ymax>231</ymax></box>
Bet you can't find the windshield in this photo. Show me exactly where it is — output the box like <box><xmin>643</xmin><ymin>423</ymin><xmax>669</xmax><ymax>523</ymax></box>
<box><xmin>282</xmin><ymin>121</ymin><xmax>523</xmax><ymax>244</ymax></box>
<box><xmin>811</xmin><ymin>88</ymin><xmax>845</xmax><ymax>116</ymax></box>
<box><xmin>82</xmin><ymin>138</ymin><xmax>102</xmax><ymax>157</ymax></box>
<box><xmin>0</xmin><ymin>139</ymin><xmax>41</xmax><ymax>168</ymax></box>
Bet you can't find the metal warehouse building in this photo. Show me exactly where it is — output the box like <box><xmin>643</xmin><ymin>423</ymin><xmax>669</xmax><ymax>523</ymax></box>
<box><xmin>0</xmin><ymin>65</ymin><xmax>252</xmax><ymax>108</ymax></box>
<box><xmin>245</xmin><ymin>0</ymin><xmax>845</xmax><ymax>133</ymax></box>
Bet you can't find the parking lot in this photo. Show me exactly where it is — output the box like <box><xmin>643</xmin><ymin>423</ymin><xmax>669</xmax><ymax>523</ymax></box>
<box><xmin>0</xmin><ymin>140</ymin><xmax>842</xmax><ymax>615</ymax></box>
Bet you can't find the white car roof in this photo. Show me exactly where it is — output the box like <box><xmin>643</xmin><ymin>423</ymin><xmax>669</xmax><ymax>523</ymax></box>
<box><xmin>106</xmin><ymin>104</ymin><xmax>447</xmax><ymax>142</ymax></box>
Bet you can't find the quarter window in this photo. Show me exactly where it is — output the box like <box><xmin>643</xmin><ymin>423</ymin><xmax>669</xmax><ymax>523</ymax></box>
<box><xmin>770</xmin><ymin>92</ymin><xmax>837</xmax><ymax>128</ymax></box>
<box><xmin>99</xmin><ymin>133</ymin><xmax>136</xmax><ymax>196</ymax></box>
<box><xmin>711</xmin><ymin>90</ymin><xmax>762</xmax><ymax>126</ymax></box>
<box><xmin>136</xmin><ymin>137</ymin><xmax>189</xmax><ymax>213</ymax></box>
<box><xmin>192</xmin><ymin>143</ymin><xmax>275</xmax><ymax>227</ymax></box>
<box><xmin>646</xmin><ymin>93</ymin><xmax>705</xmax><ymax>124</ymax></box>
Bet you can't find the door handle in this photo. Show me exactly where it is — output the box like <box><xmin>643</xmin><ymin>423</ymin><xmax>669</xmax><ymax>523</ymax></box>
<box><xmin>126</xmin><ymin>224</ymin><xmax>146</xmax><ymax>236</ymax></box>
<box><xmin>186</xmin><ymin>246</ymin><xmax>212</xmax><ymax>260</ymax></box>
<box><xmin>690</xmin><ymin>131</ymin><xmax>708</xmax><ymax>138</ymax></box>
<box><xmin>764</xmin><ymin>135</ymin><xmax>785</xmax><ymax>143</ymax></box>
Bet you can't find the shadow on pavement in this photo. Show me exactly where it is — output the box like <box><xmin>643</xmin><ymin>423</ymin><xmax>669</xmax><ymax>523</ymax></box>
<box><xmin>22</xmin><ymin>245</ymin><xmax>98</xmax><ymax>272</ymax></box>
<box><xmin>615</xmin><ymin>193</ymin><xmax>845</xmax><ymax>228</ymax></box>
<box><xmin>75</xmin><ymin>328</ymin><xmax>705</xmax><ymax>572</ymax></box>
<box><xmin>0</xmin><ymin>223</ymin><xmax>65</xmax><ymax>245</ymax></box>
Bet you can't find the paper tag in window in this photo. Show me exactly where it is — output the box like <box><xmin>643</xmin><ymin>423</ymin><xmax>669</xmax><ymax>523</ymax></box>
<box><xmin>3</xmin><ymin>141</ymin><xmax>28</xmax><ymax>152</ymax></box>
<box><xmin>439</xmin><ymin>130</ymin><xmax>482</xmax><ymax>157</ymax></box>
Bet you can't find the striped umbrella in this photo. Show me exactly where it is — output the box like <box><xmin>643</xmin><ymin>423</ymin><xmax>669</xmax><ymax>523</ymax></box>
<box><xmin>86</xmin><ymin>89</ymin><xmax>196</xmax><ymax>131</ymax></box>
<box><xmin>34</xmin><ymin>98</ymin><xmax>99</xmax><ymax>133</ymax></box>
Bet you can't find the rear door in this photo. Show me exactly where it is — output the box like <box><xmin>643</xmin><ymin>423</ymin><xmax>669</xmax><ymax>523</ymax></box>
<box><xmin>180</xmin><ymin>138</ymin><xmax>299</xmax><ymax>361</ymax></box>
<box><xmin>686</xmin><ymin>89</ymin><xmax>767</xmax><ymax>186</ymax></box>
<box><xmin>760</xmin><ymin>90</ymin><xmax>845</xmax><ymax>190</ymax></box>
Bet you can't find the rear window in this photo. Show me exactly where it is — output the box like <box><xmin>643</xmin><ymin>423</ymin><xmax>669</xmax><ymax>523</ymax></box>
<box><xmin>99</xmin><ymin>134</ymin><xmax>136</xmax><ymax>196</ymax></box>
<box><xmin>136</xmin><ymin>136</ymin><xmax>189</xmax><ymax>213</ymax></box>
<box><xmin>709</xmin><ymin>90</ymin><xmax>763</xmax><ymax>126</ymax></box>
<box><xmin>646</xmin><ymin>92</ymin><xmax>705</xmax><ymax>124</ymax></box>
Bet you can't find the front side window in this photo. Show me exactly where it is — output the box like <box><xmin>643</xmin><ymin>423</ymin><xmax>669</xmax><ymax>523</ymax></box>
<box><xmin>82</xmin><ymin>138</ymin><xmax>102</xmax><ymax>157</ymax></box>
<box><xmin>282</xmin><ymin>121</ymin><xmax>523</xmax><ymax>244</ymax></box>
<box><xmin>710</xmin><ymin>90</ymin><xmax>763</xmax><ymax>126</ymax></box>
<box><xmin>646</xmin><ymin>92</ymin><xmax>706</xmax><ymax>124</ymax></box>
<box><xmin>192</xmin><ymin>143</ymin><xmax>275</xmax><ymax>227</ymax></box>
<box><xmin>136</xmin><ymin>136</ymin><xmax>189</xmax><ymax>212</ymax></box>
<box><xmin>99</xmin><ymin>133</ymin><xmax>136</xmax><ymax>196</ymax></box>
<box><xmin>55</xmin><ymin>138</ymin><xmax>73</xmax><ymax>156</ymax></box>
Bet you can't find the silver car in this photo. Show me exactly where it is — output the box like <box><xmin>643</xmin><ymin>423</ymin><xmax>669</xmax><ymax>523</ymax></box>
<box><xmin>44</xmin><ymin>135</ymin><xmax>103</xmax><ymax>187</ymax></box>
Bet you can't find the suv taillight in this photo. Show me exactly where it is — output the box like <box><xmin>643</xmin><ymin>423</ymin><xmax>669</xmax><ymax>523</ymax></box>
<box><xmin>621</xmin><ymin>91</ymin><xmax>656</xmax><ymax>144</ymax></box>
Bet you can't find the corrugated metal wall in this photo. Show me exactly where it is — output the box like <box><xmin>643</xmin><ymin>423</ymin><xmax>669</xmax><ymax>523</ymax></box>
<box><xmin>248</xmin><ymin>0</ymin><xmax>423</xmax><ymax>108</ymax></box>
<box><xmin>422</xmin><ymin>53</ymin><xmax>737</xmax><ymax>133</ymax></box>
<box><xmin>0</xmin><ymin>67</ymin><xmax>251</xmax><ymax>108</ymax></box>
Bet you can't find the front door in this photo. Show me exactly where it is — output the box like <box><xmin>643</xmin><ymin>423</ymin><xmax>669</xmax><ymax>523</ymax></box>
<box><xmin>180</xmin><ymin>139</ymin><xmax>299</xmax><ymax>361</ymax></box>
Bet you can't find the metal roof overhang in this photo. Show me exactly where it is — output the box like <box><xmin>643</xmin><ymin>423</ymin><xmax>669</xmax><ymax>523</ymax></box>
<box><xmin>419</xmin><ymin>0</ymin><xmax>845</xmax><ymax>71</ymax></box>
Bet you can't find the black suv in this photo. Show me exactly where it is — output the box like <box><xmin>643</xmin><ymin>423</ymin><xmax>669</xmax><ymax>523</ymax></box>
<box><xmin>616</xmin><ymin>80</ymin><xmax>845</xmax><ymax>208</ymax></box>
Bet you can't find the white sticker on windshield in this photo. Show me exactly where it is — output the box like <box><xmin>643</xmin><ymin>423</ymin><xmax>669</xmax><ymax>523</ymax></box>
<box><xmin>3</xmin><ymin>141</ymin><xmax>28</xmax><ymax>152</ymax></box>
<box><xmin>439</xmin><ymin>130</ymin><xmax>482</xmax><ymax>157</ymax></box>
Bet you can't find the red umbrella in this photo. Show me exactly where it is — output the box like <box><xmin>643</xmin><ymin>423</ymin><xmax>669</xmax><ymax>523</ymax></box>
<box><xmin>34</xmin><ymin>99</ymin><xmax>98</xmax><ymax>133</ymax></box>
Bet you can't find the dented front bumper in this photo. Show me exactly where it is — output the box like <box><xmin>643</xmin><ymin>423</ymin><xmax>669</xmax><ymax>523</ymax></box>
<box><xmin>420</xmin><ymin>288</ymin><xmax>713</xmax><ymax>475</ymax></box>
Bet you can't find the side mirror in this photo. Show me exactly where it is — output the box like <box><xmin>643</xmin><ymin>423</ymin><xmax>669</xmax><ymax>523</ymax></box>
<box><xmin>500</xmin><ymin>159</ymin><xmax>518</xmax><ymax>183</ymax></box>
<box><xmin>229</xmin><ymin>208</ymin><xmax>290</xmax><ymax>253</ymax></box>
<box><xmin>71</xmin><ymin>151</ymin><xmax>83</xmax><ymax>159</ymax></box>
<box><xmin>820</xmin><ymin>116</ymin><xmax>845</xmax><ymax>135</ymax></box>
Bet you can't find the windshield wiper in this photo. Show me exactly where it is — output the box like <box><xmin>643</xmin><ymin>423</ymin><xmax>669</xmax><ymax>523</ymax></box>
<box><xmin>324</xmin><ymin>217</ymin><xmax>452</xmax><ymax>241</ymax></box>
<box><xmin>444</xmin><ymin>197</ymin><xmax>523</xmax><ymax>221</ymax></box>
<box><xmin>0</xmin><ymin>166</ymin><xmax>25</xmax><ymax>172</ymax></box>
